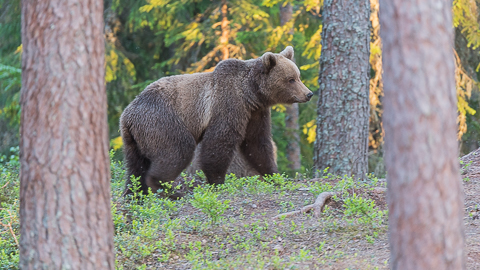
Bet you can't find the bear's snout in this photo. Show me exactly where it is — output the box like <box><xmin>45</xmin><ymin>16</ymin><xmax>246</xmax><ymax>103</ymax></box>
<box><xmin>306</xmin><ymin>92</ymin><xmax>313</xmax><ymax>101</ymax></box>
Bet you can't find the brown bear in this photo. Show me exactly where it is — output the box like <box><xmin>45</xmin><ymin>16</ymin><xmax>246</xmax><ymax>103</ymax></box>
<box><xmin>120</xmin><ymin>46</ymin><xmax>312</xmax><ymax>195</ymax></box>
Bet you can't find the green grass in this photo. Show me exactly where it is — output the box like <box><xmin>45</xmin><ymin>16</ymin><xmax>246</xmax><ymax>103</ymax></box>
<box><xmin>0</xmin><ymin>150</ymin><xmax>389</xmax><ymax>269</ymax></box>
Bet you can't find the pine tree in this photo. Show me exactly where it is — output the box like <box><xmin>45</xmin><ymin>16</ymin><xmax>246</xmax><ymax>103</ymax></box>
<box><xmin>313</xmin><ymin>0</ymin><xmax>370</xmax><ymax>178</ymax></box>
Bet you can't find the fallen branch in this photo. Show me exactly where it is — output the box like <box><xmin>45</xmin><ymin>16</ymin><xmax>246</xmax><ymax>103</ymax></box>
<box><xmin>1</xmin><ymin>181</ymin><xmax>9</xmax><ymax>189</ymax></box>
<box><xmin>273</xmin><ymin>192</ymin><xmax>336</xmax><ymax>220</ymax></box>
<box><xmin>0</xmin><ymin>210</ymin><xmax>19</xmax><ymax>248</ymax></box>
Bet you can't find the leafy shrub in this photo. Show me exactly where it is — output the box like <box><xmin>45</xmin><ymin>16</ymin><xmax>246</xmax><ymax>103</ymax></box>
<box><xmin>191</xmin><ymin>185</ymin><xmax>230</xmax><ymax>224</ymax></box>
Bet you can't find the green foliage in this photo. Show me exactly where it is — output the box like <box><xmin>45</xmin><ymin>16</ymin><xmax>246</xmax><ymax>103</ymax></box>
<box><xmin>0</xmin><ymin>64</ymin><xmax>21</xmax><ymax>126</ymax></box>
<box><xmin>191</xmin><ymin>185</ymin><xmax>230</xmax><ymax>224</ymax></box>
<box><xmin>110</xmin><ymin>154</ymin><xmax>183</xmax><ymax>267</ymax></box>
<box><xmin>0</xmin><ymin>149</ymin><xmax>390</xmax><ymax>269</ymax></box>
<box><xmin>0</xmin><ymin>147</ymin><xmax>20</xmax><ymax>270</ymax></box>
<box><xmin>0</xmin><ymin>0</ymin><xmax>21</xmax><ymax>58</ymax></box>
<box><xmin>0</xmin><ymin>0</ymin><xmax>22</xmax><ymax>154</ymax></box>
<box><xmin>343</xmin><ymin>194</ymin><xmax>386</xmax><ymax>228</ymax></box>
<box><xmin>0</xmin><ymin>62</ymin><xmax>21</xmax><ymax>155</ymax></box>
<box><xmin>0</xmin><ymin>64</ymin><xmax>20</xmax><ymax>92</ymax></box>
<box><xmin>454</xmin><ymin>0</ymin><xmax>480</xmax><ymax>50</ymax></box>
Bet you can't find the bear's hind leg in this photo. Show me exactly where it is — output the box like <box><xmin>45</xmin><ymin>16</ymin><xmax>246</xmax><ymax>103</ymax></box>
<box><xmin>123</xmin><ymin>142</ymin><xmax>151</xmax><ymax>196</ymax></box>
<box><xmin>121</xmin><ymin>123</ymin><xmax>151</xmax><ymax>196</ymax></box>
<box><xmin>145</xmin><ymin>133</ymin><xmax>196</xmax><ymax>194</ymax></box>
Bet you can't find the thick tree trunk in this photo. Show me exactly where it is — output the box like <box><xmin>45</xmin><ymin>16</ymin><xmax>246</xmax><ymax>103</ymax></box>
<box><xmin>20</xmin><ymin>0</ymin><xmax>114</xmax><ymax>269</ymax></box>
<box><xmin>313</xmin><ymin>0</ymin><xmax>370</xmax><ymax>178</ymax></box>
<box><xmin>280</xmin><ymin>3</ymin><xmax>301</xmax><ymax>172</ymax></box>
<box><xmin>380</xmin><ymin>0</ymin><xmax>465</xmax><ymax>269</ymax></box>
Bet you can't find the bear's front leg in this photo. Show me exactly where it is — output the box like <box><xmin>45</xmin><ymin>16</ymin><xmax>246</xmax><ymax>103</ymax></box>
<box><xmin>240</xmin><ymin>108</ymin><xmax>279</xmax><ymax>176</ymax></box>
<box><xmin>199</xmin><ymin>123</ymin><xmax>243</xmax><ymax>185</ymax></box>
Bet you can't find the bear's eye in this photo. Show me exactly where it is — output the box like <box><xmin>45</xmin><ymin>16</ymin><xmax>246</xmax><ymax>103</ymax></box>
<box><xmin>289</xmin><ymin>79</ymin><xmax>296</xmax><ymax>83</ymax></box>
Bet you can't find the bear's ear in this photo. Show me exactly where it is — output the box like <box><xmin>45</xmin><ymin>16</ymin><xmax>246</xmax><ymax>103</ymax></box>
<box><xmin>262</xmin><ymin>52</ymin><xmax>277</xmax><ymax>73</ymax></box>
<box><xmin>280</xmin><ymin>46</ymin><xmax>294</xmax><ymax>60</ymax></box>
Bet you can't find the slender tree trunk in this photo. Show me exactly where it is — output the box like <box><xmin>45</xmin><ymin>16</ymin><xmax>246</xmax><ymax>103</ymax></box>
<box><xmin>279</xmin><ymin>2</ymin><xmax>293</xmax><ymax>26</ymax></box>
<box><xmin>313</xmin><ymin>0</ymin><xmax>370</xmax><ymax>178</ymax></box>
<box><xmin>368</xmin><ymin>0</ymin><xmax>383</xmax><ymax>150</ymax></box>
<box><xmin>20</xmin><ymin>0</ymin><xmax>114</xmax><ymax>269</ymax></box>
<box><xmin>380</xmin><ymin>1</ymin><xmax>465</xmax><ymax>269</ymax></box>
<box><xmin>280</xmin><ymin>3</ymin><xmax>301</xmax><ymax>172</ymax></box>
<box><xmin>220</xmin><ymin>0</ymin><xmax>230</xmax><ymax>60</ymax></box>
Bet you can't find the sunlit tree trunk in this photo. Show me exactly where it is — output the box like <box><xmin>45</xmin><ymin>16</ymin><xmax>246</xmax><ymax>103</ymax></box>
<box><xmin>220</xmin><ymin>0</ymin><xmax>230</xmax><ymax>60</ymax></box>
<box><xmin>368</xmin><ymin>0</ymin><xmax>383</xmax><ymax>151</ymax></box>
<box><xmin>380</xmin><ymin>0</ymin><xmax>465</xmax><ymax>269</ymax></box>
<box><xmin>313</xmin><ymin>0</ymin><xmax>370</xmax><ymax>178</ymax></box>
<box><xmin>280</xmin><ymin>3</ymin><xmax>301</xmax><ymax>172</ymax></box>
<box><xmin>19</xmin><ymin>0</ymin><xmax>114</xmax><ymax>268</ymax></box>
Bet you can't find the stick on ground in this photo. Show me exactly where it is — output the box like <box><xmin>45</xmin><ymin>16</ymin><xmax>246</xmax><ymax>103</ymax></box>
<box><xmin>272</xmin><ymin>192</ymin><xmax>336</xmax><ymax>220</ymax></box>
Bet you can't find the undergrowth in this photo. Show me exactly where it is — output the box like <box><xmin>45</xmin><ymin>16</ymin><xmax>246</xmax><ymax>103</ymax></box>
<box><xmin>1</xmin><ymin>150</ymin><xmax>389</xmax><ymax>269</ymax></box>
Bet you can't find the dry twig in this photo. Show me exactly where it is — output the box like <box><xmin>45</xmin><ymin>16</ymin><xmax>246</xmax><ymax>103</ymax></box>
<box><xmin>272</xmin><ymin>192</ymin><xmax>336</xmax><ymax>220</ymax></box>
<box><xmin>1</xmin><ymin>181</ymin><xmax>10</xmax><ymax>189</ymax></box>
<box><xmin>0</xmin><ymin>210</ymin><xmax>19</xmax><ymax>247</ymax></box>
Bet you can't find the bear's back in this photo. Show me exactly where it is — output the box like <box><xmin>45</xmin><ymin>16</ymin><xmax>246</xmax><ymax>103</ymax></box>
<box><xmin>123</xmin><ymin>72</ymin><xmax>218</xmax><ymax>142</ymax></box>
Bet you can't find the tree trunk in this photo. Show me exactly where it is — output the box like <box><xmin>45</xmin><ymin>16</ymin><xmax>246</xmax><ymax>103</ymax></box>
<box><xmin>313</xmin><ymin>0</ymin><xmax>370</xmax><ymax>178</ymax></box>
<box><xmin>280</xmin><ymin>3</ymin><xmax>293</xmax><ymax>27</ymax></box>
<box><xmin>220</xmin><ymin>0</ymin><xmax>230</xmax><ymax>60</ymax></box>
<box><xmin>19</xmin><ymin>0</ymin><xmax>114</xmax><ymax>269</ymax></box>
<box><xmin>280</xmin><ymin>3</ymin><xmax>301</xmax><ymax>172</ymax></box>
<box><xmin>285</xmin><ymin>104</ymin><xmax>301</xmax><ymax>171</ymax></box>
<box><xmin>380</xmin><ymin>0</ymin><xmax>465</xmax><ymax>269</ymax></box>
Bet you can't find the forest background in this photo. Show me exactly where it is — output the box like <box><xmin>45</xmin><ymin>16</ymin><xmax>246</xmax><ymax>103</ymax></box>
<box><xmin>1</xmin><ymin>0</ymin><xmax>480</xmax><ymax>177</ymax></box>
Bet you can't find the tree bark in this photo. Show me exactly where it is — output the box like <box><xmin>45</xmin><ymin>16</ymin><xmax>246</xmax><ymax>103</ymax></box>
<box><xmin>313</xmin><ymin>0</ymin><xmax>370</xmax><ymax>178</ymax></box>
<box><xmin>220</xmin><ymin>0</ymin><xmax>230</xmax><ymax>60</ymax></box>
<box><xmin>280</xmin><ymin>3</ymin><xmax>301</xmax><ymax>172</ymax></box>
<box><xmin>380</xmin><ymin>0</ymin><xmax>465</xmax><ymax>269</ymax></box>
<box><xmin>285</xmin><ymin>104</ymin><xmax>301</xmax><ymax>171</ymax></box>
<box><xmin>20</xmin><ymin>0</ymin><xmax>114</xmax><ymax>269</ymax></box>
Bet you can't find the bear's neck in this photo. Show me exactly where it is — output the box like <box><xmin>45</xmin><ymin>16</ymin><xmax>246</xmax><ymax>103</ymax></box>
<box><xmin>243</xmin><ymin>61</ymin><xmax>271</xmax><ymax>112</ymax></box>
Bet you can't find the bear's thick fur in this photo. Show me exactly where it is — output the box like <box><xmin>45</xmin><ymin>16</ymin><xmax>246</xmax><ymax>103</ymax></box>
<box><xmin>186</xmin><ymin>139</ymin><xmax>277</xmax><ymax>178</ymax></box>
<box><xmin>120</xmin><ymin>46</ymin><xmax>312</xmax><ymax>194</ymax></box>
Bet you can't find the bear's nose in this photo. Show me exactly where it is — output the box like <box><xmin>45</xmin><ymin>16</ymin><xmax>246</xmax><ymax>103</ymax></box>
<box><xmin>306</xmin><ymin>92</ymin><xmax>313</xmax><ymax>100</ymax></box>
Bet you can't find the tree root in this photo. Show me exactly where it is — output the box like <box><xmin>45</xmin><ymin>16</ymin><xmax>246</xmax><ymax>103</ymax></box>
<box><xmin>272</xmin><ymin>192</ymin><xmax>336</xmax><ymax>220</ymax></box>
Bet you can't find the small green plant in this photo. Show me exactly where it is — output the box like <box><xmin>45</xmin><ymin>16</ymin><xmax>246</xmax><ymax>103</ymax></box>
<box><xmin>365</xmin><ymin>234</ymin><xmax>375</xmax><ymax>244</ymax></box>
<box><xmin>343</xmin><ymin>194</ymin><xmax>376</xmax><ymax>218</ymax></box>
<box><xmin>191</xmin><ymin>185</ymin><xmax>230</xmax><ymax>224</ymax></box>
<box><xmin>279</xmin><ymin>201</ymin><xmax>295</xmax><ymax>213</ymax></box>
<box><xmin>460</xmin><ymin>159</ymin><xmax>473</xmax><ymax>175</ymax></box>
<box><xmin>316</xmin><ymin>241</ymin><xmax>326</xmax><ymax>253</ymax></box>
<box><xmin>291</xmin><ymin>248</ymin><xmax>313</xmax><ymax>262</ymax></box>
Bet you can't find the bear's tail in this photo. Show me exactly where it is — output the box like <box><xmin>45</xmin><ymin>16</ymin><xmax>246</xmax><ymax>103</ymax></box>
<box><xmin>122</xmin><ymin>126</ymin><xmax>151</xmax><ymax>197</ymax></box>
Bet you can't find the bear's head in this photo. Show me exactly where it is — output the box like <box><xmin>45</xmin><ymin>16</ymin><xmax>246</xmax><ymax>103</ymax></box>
<box><xmin>259</xmin><ymin>46</ymin><xmax>313</xmax><ymax>105</ymax></box>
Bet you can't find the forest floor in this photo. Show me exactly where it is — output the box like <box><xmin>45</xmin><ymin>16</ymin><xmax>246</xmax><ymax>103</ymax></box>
<box><xmin>1</xmin><ymin>151</ymin><xmax>479</xmax><ymax>269</ymax></box>
<box><xmin>110</xmin><ymin>156</ymin><xmax>480</xmax><ymax>269</ymax></box>
<box><xmin>463</xmin><ymin>176</ymin><xmax>480</xmax><ymax>270</ymax></box>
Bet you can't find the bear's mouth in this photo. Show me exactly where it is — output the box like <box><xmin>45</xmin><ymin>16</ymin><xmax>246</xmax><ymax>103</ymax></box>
<box><xmin>294</xmin><ymin>96</ymin><xmax>309</xmax><ymax>103</ymax></box>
